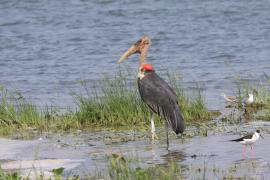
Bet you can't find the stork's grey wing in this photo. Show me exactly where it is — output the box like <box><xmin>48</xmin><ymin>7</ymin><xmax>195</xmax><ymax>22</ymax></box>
<box><xmin>138</xmin><ymin>72</ymin><xmax>184</xmax><ymax>134</ymax></box>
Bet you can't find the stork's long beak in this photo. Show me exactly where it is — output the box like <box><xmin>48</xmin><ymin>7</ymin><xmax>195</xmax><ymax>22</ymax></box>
<box><xmin>117</xmin><ymin>45</ymin><xmax>138</xmax><ymax>64</ymax></box>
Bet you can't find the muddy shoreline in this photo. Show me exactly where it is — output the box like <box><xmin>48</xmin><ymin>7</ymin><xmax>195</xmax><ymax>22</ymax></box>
<box><xmin>1</xmin><ymin>119</ymin><xmax>270</xmax><ymax>179</ymax></box>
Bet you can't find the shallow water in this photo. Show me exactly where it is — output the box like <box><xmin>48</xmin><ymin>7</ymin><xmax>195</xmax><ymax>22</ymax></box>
<box><xmin>1</xmin><ymin>0</ymin><xmax>270</xmax><ymax>110</ymax></box>
<box><xmin>1</xmin><ymin>121</ymin><xmax>270</xmax><ymax>179</ymax></box>
<box><xmin>1</xmin><ymin>1</ymin><xmax>270</xmax><ymax>178</ymax></box>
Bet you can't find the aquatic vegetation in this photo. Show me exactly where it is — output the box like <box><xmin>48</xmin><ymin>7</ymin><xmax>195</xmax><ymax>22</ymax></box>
<box><xmin>0</xmin><ymin>156</ymin><xmax>180</xmax><ymax>180</ymax></box>
<box><xmin>74</xmin><ymin>73</ymin><xmax>150</xmax><ymax>128</ymax></box>
<box><xmin>0</xmin><ymin>167</ymin><xmax>20</xmax><ymax>180</ymax></box>
<box><xmin>1</xmin><ymin>70</ymin><xmax>270</xmax><ymax>135</ymax></box>
<box><xmin>0</xmin><ymin>87</ymin><xmax>82</xmax><ymax>135</ymax></box>
<box><xmin>0</xmin><ymin>71</ymin><xmax>211</xmax><ymax>135</ymax></box>
<box><xmin>74</xmin><ymin>71</ymin><xmax>212</xmax><ymax>128</ymax></box>
<box><xmin>233</xmin><ymin>81</ymin><xmax>270</xmax><ymax>108</ymax></box>
<box><xmin>256</xmin><ymin>106</ymin><xmax>270</xmax><ymax>121</ymax></box>
<box><xmin>0</xmin><ymin>87</ymin><xmax>41</xmax><ymax>128</ymax></box>
<box><xmin>253</xmin><ymin>87</ymin><xmax>270</xmax><ymax>107</ymax></box>
<box><xmin>221</xmin><ymin>80</ymin><xmax>270</xmax><ymax>121</ymax></box>
<box><xmin>107</xmin><ymin>157</ymin><xmax>182</xmax><ymax>180</ymax></box>
<box><xmin>236</xmin><ymin>84</ymin><xmax>270</xmax><ymax>120</ymax></box>
<box><xmin>0</xmin><ymin>166</ymin><xmax>79</xmax><ymax>180</ymax></box>
<box><xmin>1</xmin><ymin>156</ymin><xmax>263</xmax><ymax>179</ymax></box>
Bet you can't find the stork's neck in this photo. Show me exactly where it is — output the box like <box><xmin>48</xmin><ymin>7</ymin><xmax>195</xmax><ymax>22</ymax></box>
<box><xmin>137</xmin><ymin>71</ymin><xmax>144</xmax><ymax>80</ymax></box>
<box><xmin>139</xmin><ymin>43</ymin><xmax>150</xmax><ymax>66</ymax></box>
<box><xmin>139</xmin><ymin>56</ymin><xmax>146</xmax><ymax>66</ymax></box>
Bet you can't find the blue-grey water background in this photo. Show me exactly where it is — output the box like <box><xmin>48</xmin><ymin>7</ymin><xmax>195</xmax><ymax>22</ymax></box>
<box><xmin>1</xmin><ymin>0</ymin><xmax>270</xmax><ymax>110</ymax></box>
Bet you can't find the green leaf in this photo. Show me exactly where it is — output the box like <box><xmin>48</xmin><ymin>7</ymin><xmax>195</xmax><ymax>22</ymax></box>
<box><xmin>52</xmin><ymin>167</ymin><xmax>65</xmax><ymax>176</ymax></box>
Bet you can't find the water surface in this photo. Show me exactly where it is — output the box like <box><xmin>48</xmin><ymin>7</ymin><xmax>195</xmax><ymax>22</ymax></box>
<box><xmin>1</xmin><ymin>0</ymin><xmax>270</xmax><ymax>110</ymax></box>
<box><xmin>1</xmin><ymin>121</ymin><xmax>270</xmax><ymax>179</ymax></box>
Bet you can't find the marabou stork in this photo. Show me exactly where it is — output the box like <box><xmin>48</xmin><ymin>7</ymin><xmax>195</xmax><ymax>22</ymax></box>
<box><xmin>117</xmin><ymin>36</ymin><xmax>185</xmax><ymax>148</ymax></box>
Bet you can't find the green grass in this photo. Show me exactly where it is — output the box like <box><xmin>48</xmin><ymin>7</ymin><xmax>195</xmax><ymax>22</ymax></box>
<box><xmin>232</xmin><ymin>83</ymin><xmax>270</xmax><ymax>120</ymax></box>
<box><xmin>0</xmin><ymin>71</ymin><xmax>212</xmax><ymax>135</ymax></box>
<box><xmin>0</xmin><ymin>166</ymin><xmax>21</xmax><ymax>180</ymax></box>
<box><xmin>2</xmin><ymin>70</ymin><xmax>270</xmax><ymax>135</ymax></box>
<box><xmin>219</xmin><ymin>78</ymin><xmax>270</xmax><ymax>121</ymax></box>
<box><xmin>0</xmin><ymin>86</ymin><xmax>82</xmax><ymax>135</ymax></box>
<box><xmin>0</xmin><ymin>156</ymin><xmax>182</xmax><ymax>180</ymax></box>
<box><xmin>74</xmin><ymin>74</ymin><xmax>150</xmax><ymax>128</ymax></box>
<box><xmin>107</xmin><ymin>157</ymin><xmax>182</xmax><ymax>180</ymax></box>
<box><xmin>0</xmin><ymin>87</ymin><xmax>40</xmax><ymax>128</ymax></box>
<box><xmin>230</xmin><ymin>78</ymin><xmax>270</xmax><ymax>108</ymax></box>
<box><xmin>0</xmin><ymin>155</ymin><xmax>258</xmax><ymax>180</ymax></box>
<box><xmin>74</xmin><ymin>72</ymin><xmax>211</xmax><ymax>129</ymax></box>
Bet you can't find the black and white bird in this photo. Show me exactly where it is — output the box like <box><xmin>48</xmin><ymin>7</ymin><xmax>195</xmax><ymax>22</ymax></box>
<box><xmin>230</xmin><ymin>130</ymin><xmax>263</xmax><ymax>157</ymax></box>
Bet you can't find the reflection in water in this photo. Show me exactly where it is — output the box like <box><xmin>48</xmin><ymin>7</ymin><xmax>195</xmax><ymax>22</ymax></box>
<box><xmin>150</xmin><ymin>141</ymin><xmax>186</xmax><ymax>165</ymax></box>
<box><xmin>151</xmin><ymin>143</ymin><xmax>159</xmax><ymax>163</ymax></box>
<box><xmin>236</xmin><ymin>158</ymin><xmax>267</xmax><ymax>173</ymax></box>
<box><xmin>161</xmin><ymin>150</ymin><xmax>185</xmax><ymax>165</ymax></box>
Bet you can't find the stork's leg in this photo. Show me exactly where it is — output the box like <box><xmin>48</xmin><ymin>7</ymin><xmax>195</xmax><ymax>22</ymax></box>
<box><xmin>165</xmin><ymin>121</ymin><xmax>169</xmax><ymax>150</ymax></box>
<box><xmin>150</xmin><ymin>112</ymin><xmax>158</xmax><ymax>141</ymax></box>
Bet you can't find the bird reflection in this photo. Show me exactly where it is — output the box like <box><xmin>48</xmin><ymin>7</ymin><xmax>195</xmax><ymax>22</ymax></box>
<box><xmin>150</xmin><ymin>143</ymin><xmax>185</xmax><ymax>165</ymax></box>
<box><xmin>161</xmin><ymin>150</ymin><xmax>185</xmax><ymax>164</ymax></box>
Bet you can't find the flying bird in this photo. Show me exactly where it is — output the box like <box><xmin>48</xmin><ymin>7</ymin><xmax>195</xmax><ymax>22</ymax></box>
<box><xmin>117</xmin><ymin>36</ymin><xmax>185</xmax><ymax>148</ymax></box>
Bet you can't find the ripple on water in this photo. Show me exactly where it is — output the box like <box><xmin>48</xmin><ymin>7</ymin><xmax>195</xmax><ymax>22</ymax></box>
<box><xmin>0</xmin><ymin>0</ymin><xmax>270</xmax><ymax>110</ymax></box>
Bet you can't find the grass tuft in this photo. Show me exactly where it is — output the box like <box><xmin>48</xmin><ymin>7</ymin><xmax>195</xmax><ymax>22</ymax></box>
<box><xmin>0</xmin><ymin>71</ymin><xmax>212</xmax><ymax>135</ymax></box>
<box><xmin>74</xmin><ymin>71</ymin><xmax>212</xmax><ymax>128</ymax></box>
<box><xmin>108</xmin><ymin>156</ymin><xmax>182</xmax><ymax>180</ymax></box>
<box><xmin>0</xmin><ymin>167</ymin><xmax>20</xmax><ymax>180</ymax></box>
<box><xmin>0</xmin><ymin>87</ymin><xmax>41</xmax><ymax>128</ymax></box>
